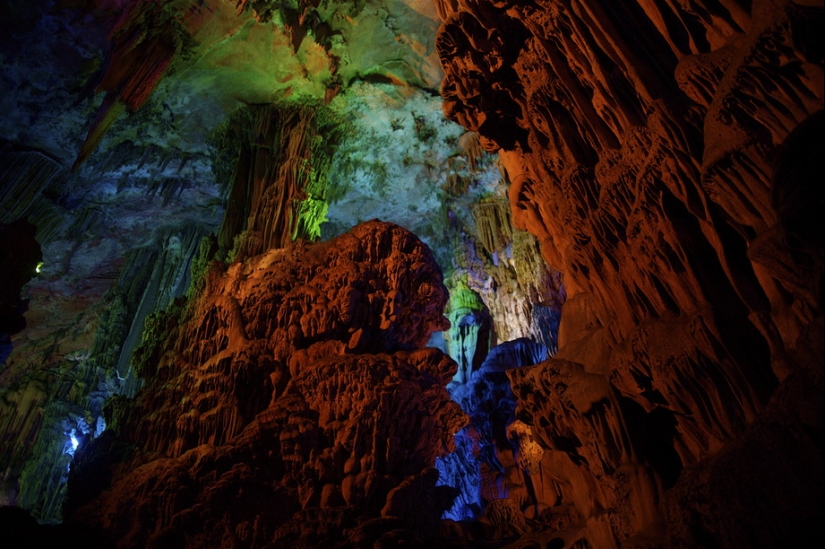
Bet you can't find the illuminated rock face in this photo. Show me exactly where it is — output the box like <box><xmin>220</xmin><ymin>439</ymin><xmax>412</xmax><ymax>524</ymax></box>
<box><xmin>435</xmin><ymin>0</ymin><xmax>823</xmax><ymax>546</ymax></box>
<box><xmin>437</xmin><ymin>338</ymin><xmax>547</xmax><ymax>522</ymax></box>
<box><xmin>63</xmin><ymin>220</ymin><xmax>464</xmax><ymax>548</ymax></box>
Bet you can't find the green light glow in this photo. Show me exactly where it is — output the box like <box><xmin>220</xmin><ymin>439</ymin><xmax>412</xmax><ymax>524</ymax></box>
<box><xmin>292</xmin><ymin>195</ymin><xmax>329</xmax><ymax>241</ymax></box>
<box><xmin>36</xmin><ymin>261</ymin><xmax>43</xmax><ymax>274</ymax></box>
<box><xmin>447</xmin><ymin>278</ymin><xmax>485</xmax><ymax>317</ymax></box>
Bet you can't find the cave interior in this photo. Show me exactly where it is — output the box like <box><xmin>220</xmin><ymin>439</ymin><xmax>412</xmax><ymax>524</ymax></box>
<box><xmin>0</xmin><ymin>1</ymin><xmax>822</xmax><ymax>548</ymax></box>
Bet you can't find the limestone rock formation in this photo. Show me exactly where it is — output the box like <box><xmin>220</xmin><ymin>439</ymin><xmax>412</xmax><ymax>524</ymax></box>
<box><xmin>437</xmin><ymin>338</ymin><xmax>548</xmax><ymax>526</ymax></box>
<box><xmin>0</xmin><ymin>0</ymin><xmax>511</xmax><ymax>521</ymax></box>
<box><xmin>435</xmin><ymin>0</ymin><xmax>823</xmax><ymax>546</ymax></box>
<box><xmin>63</xmin><ymin>220</ymin><xmax>464</xmax><ymax>548</ymax></box>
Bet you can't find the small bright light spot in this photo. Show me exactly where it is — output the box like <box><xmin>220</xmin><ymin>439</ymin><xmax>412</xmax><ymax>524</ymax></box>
<box><xmin>64</xmin><ymin>428</ymin><xmax>80</xmax><ymax>456</ymax></box>
<box><xmin>35</xmin><ymin>261</ymin><xmax>43</xmax><ymax>273</ymax></box>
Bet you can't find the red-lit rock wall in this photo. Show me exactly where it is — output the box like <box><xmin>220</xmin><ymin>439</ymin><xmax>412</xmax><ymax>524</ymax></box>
<box><xmin>436</xmin><ymin>0</ymin><xmax>822</xmax><ymax>546</ymax></box>
<box><xmin>63</xmin><ymin>221</ymin><xmax>464</xmax><ymax>548</ymax></box>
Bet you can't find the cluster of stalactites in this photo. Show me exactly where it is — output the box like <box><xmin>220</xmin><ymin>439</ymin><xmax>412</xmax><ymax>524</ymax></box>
<box><xmin>471</xmin><ymin>198</ymin><xmax>512</xmax><ymax>257</ymax></box>
<box><xmin>216</xmin><ymin>105</ymin><xmax>332</xmax><ymax>260</ymax></box>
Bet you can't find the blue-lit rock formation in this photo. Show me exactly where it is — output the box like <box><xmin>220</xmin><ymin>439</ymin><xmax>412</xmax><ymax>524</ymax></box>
<box><xmin>438</xmin><ymin>338</ymin><xmax>548</xmax><ymax>524</ymax></box>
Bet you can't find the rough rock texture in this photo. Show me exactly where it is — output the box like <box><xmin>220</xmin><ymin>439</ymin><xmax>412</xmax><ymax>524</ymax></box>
<box><xmin>437</xmin><ymin>338</ymin><xmax>548</xmax><ymax>525</ymax></box>
<box><xmin>215</xmin><ymin>104</ymin><xmax>322</xmax><ymax>257</ymax></box>
<box><xmin>62</xmin><ymin>220</ymin><xmax>464</xmax><ymax>548</ymax></box>
<box><xmin>0</xmin><ymin>139</ymin><xmax>221</xmax><ymax>516</ymax></box>
<box><xmin>64</xmin><ymin>0</ymin><xmax>446</xmax><ymax>168</ymax></box>
<box><xmin>0</xmin><ymin>3</ymin><xmax>224</xmax><ymax>509</ymax></box>
<box><xmin>435</xmin><ymin>0</ymin><xmax>823</xmax><ymax>547</ymax></box>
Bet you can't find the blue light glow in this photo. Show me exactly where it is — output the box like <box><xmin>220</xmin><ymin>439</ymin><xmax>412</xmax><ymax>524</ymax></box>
<box><xmin>64</xmin><ymin>428</ymin><xmax>79</xmax><ymax>457</ymax></box>
<box><xmin>436</xmin><ymin>338</ymin><xmax>549</xmax><ymax>521</ymax></box>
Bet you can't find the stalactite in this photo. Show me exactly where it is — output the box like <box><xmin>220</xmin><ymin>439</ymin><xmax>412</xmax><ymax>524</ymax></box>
<box><xmin>457</xmin><ymin>131</ymin><xmax>485</xmax><ymax>173</ymax></box>
<box><xmin>511</xmin><ymin>230</ymin><xmax>546</xmax><ymax>293</ymax></box>
<box><xmin>73</xmin><ymin>0</ymin><xmax>191</xmax><ymax>169</ymax></box>
<box><xmin>215</xmin><ymin>104</ymin><xmax>339</xmax><ymax>260</ymax></box>
<box><xmin>258</xmin><ymin>107</ymin><xmax>316</xmax><ymax>252</ymax></box>
<box><xmin>444</xmin><ymin>172</ymin><xmax>468</xmax><ymax>197</ymax></box>
<box><xmin>471</xmin><ymin>197</ymin><xmax>512</xmax><ymax>256</ymax></box>
<box><xmin>114</xmin><ymin>224</ymin><xmax>210</xmax><ymax>396</ymax></box>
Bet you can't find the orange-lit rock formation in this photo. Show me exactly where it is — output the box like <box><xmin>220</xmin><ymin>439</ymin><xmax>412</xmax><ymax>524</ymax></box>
<box><xmin>435</xmin><ymin>0</ymin><xmax>823</xmax><ymax>546</ymax></box>
<box><xmin>63</xmin><ymin>220</ymin><xmax>464</xmax><ymax>548</ymax></box>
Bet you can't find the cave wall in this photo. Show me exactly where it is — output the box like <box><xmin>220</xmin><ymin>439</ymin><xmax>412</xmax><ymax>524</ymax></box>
<box><xmin>435</xmin><ymin>0</ymin><xmax>823</xmax><ymax>546</ymax></box>
<box><xmin>1</xmin><ymin>138</ymin><xmax>222</xmax><ymax>516</ymax></box>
